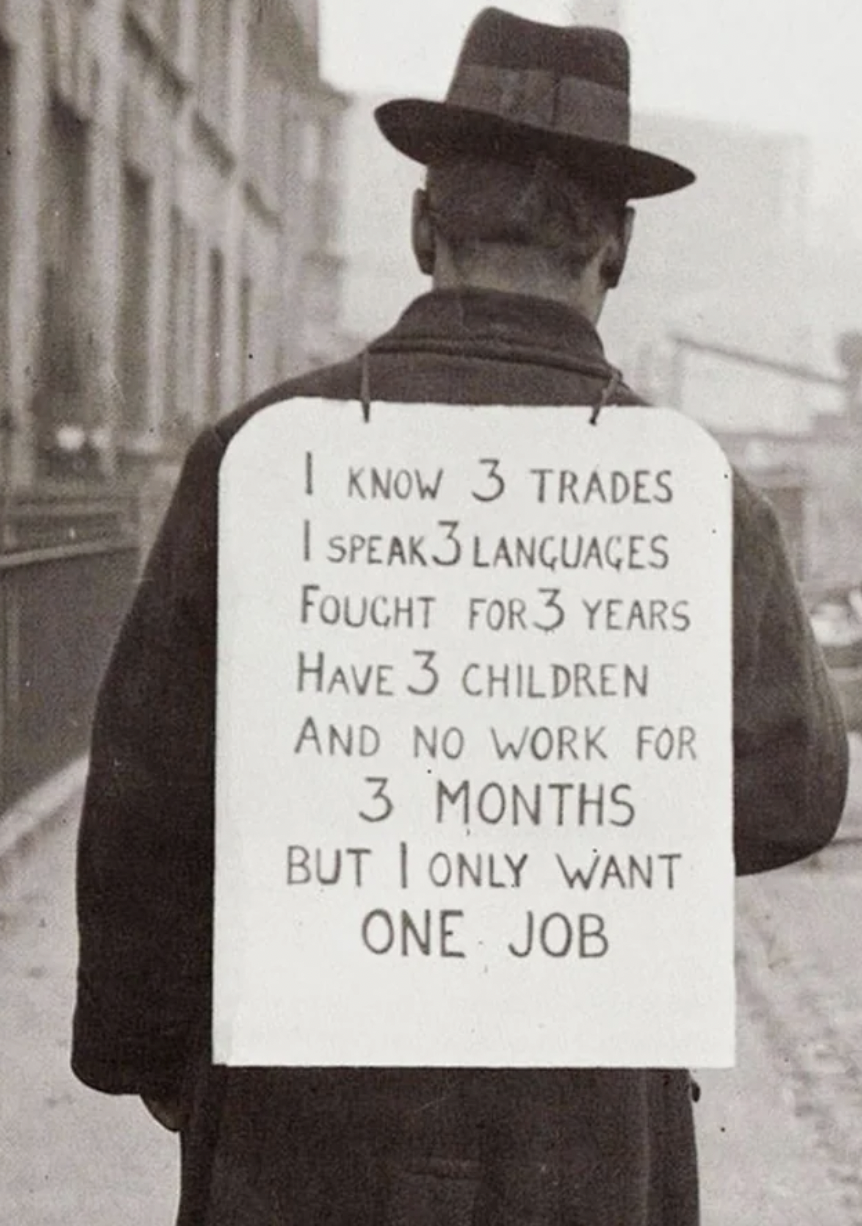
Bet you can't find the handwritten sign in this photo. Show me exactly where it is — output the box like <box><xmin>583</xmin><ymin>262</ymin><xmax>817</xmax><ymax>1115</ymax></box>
<box><xmin>214</xmin><ymin>402</ymin><xmax>734</xmax><ymax>1068</ymax></box>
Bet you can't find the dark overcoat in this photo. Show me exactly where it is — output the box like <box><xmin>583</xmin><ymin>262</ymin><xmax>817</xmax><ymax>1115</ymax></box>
<box><xmin>72</xmin><ymin>289</ymin><xmax>849</xmax><ymax>1226</ymax></box>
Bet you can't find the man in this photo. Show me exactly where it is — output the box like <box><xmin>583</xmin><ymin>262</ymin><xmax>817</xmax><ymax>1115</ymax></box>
<box><xmin>72</xmin><ymin>10</ymin><xmax>848</xmax><ymax>1225</ymax></box>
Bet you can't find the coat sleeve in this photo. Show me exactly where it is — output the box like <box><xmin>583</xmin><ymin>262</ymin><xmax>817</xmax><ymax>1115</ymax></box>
<box><xmin>72</xmin><ymin>427</ymin><xmax>224</xmax><ymax>1098</ymax></box>
<box><xmin>732</xmin><ymin>475</ymin><xmax>848</xmax><ymax>875</ymax></box>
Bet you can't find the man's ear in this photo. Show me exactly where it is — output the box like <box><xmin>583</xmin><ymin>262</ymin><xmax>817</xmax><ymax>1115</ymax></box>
<box><xmin>411</xmin><ymin>188</ymin><xmax>436</xmax><ymax>277</ymax></box>
<box><xmin>600</xmin><ymin>205</ymin><xmax>635</xmax><ymax>290</ymax></box>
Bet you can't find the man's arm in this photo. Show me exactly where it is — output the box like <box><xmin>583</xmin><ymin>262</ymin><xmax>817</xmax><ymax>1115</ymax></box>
<box><xmin>732</xmin><ymin>475</ymin><xmax>848</xmax><ymax>875</ymax></box>
<box><xmin>72</xmin><ymin>427</ymin><xmax>224</xmax><ymax>1100</ymax></box>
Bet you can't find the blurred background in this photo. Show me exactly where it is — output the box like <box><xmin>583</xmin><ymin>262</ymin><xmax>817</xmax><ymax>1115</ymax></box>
<box><xmin>2</xmin><ymin>2</ymin><xmax>862</xmax><ymax>1223</ymax></box>
<box><xmin>2</xmin><ymin>0</ymin><xmax>861</xmax><ymax>813</ymax></box>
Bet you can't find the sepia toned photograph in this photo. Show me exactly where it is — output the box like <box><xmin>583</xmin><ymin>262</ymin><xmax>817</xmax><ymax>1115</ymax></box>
<box><xmin>1</xmin><ymin>2</ymin><xmax>860</xmax><ymax>1224</ymax></box>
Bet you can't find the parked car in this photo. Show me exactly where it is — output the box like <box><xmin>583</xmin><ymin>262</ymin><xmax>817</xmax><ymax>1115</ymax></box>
<box><xmin>809</xmin><ymin>584</ymin><xmax>862</xmax><ymax>731</ymax></box>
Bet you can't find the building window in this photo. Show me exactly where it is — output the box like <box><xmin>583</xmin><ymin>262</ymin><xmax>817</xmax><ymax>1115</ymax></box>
<box><xmin>246</xmin><ymin>10</ymin><xmax>285</xmax><ymax>207</ymax></box>
<box><xmin>36</xmin><ymin>99</ymin><xmax>91</xmax><ymax>473</ymax></box>
<box><xmin>161</xmin><ymin>0</ymin><xmax>181</xmax><ymax>53</ymax></box>
<box><xmin>119</xmin><ymin>167</ymin><xmax>151</xmax><ymax>434</ymax></box>
<box><xmin>207</xmin><ymin>247</ymin><xmax>224</xmax><ymax>419</ymax></box>
<box><xmin>301</xmin><ymin>114</ymin><xmax>339</xmax><ymax>252</ymax></box>
<box><xmin>166</xmin><ymin>207</ymin><xmax>182</xmax><ymax>432</ymax></box>
<box><xmin>166</xmin><ymin>209</ymin><xmax>197</xmax><ymax>439</ymax></box>
<box><xmin>197</xmin><ymin>0</ymin><xmax>231</xmax><ymax>136</ymax></box>
<box><xmin>239</xmin><ymin>273</ymin><xmax>253</xmax><ymax>402</ymax></box>
<box><xmin>0</xmin><ymin>42</ymin><xmax>12</xmax><ymax>423</ymax></box>
<box><xmin>128</xmin><ymin>0</ymin><xmax>181</xmax><ymax>53</ymax></box>
<box><xmin>301</xmin><ymin>120</ymin><xmax>321</xmax><ymax>183</ymax></box>
<box><xmin>166</xmin><ymin>207</ymin><xmax>181</xmax><ymax>426</ymax></box>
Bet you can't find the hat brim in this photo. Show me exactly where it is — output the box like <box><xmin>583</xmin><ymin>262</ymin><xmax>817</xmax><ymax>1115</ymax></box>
<box><xmin>376</xmin><ymin>98</ymin><xmax>695</xmax><ymax>200</ymax></box>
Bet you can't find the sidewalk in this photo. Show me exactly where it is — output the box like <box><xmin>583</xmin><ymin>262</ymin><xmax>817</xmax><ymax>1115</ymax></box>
<box><xmin>696</xmin><ymin>880</ymin><xmax>855</xmax><ymax>1226</ymax></box>
<box><xmin>2</xmin><ymin>744</ymin><xmax>861</xmax><ymax>1224</ymax></box>
<box><xmin>0</xmin><ymin>758</ymin><xmax>88</xmax><ymax>879</ymax></box>
<box><xmin>0</xmin><ymin>790</ymin><xmax>178</xmax><ymax>1226</ymax></box>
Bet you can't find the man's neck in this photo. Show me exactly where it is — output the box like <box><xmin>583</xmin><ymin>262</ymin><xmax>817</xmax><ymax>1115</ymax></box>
<box><xmin>432</xmin><ymin>247</ymin><xmax>606</xmax><ymax>326</ymax></box>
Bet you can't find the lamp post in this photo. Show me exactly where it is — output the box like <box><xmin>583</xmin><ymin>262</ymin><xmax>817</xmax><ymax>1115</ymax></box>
<box><xmin>669</xmin><ymin>331</ymin><xmax>862</xmax><ymax>584</ymax></box>
<box><xmin>837</xmin><ymin>331</ymin><xmax>862</xmax><ymax>423</ymax></box>
<box><xmin>0</xmin><ymin>404</ymin><xmax>13</xmax><ymax>552</ymax></box>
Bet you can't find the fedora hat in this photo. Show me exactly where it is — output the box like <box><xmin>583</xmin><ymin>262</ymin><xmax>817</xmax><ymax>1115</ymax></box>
<box><xmin>375</xmin><ymin>8</ymin><xmax>694</xmax><ymax>199</ymax></box>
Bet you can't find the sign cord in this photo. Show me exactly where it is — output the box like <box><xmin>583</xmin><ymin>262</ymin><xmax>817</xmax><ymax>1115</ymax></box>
<box><xmin>360</xmin><ymin>349</ymin><xmax>373</xmax><ymax>423</ymax></box>
<box><xmin>591</xmin><ymin>366</ymin><xmax>622</xmax><ymax>425</ymax></box>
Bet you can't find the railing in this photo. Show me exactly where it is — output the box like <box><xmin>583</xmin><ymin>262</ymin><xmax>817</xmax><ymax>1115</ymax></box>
<box><xmin>0</xmin><ymin>495</ymin><xmax>140</xmax><ymax>813</ymax></box>
<box><xmin>0</xmin><ymin>488</ymin><xmax>137</xmax><ymax>552</ymax></box>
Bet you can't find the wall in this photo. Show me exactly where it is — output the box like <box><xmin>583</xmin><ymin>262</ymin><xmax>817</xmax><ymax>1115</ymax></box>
<box><xmin>0</xmin><ymin>0</ymin><xmax>346</xmax><ymax>494</ymax></box>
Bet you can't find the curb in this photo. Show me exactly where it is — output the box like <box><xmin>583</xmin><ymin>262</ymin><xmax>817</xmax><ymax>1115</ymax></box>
<box><xmin>837</xmin><ymin>731</ymin><xmax>862</xmax><ymax>842</ymax></box>
<box><xmin>0</xmin><ymin>756</ymin><xmax>88</xmax><ymax>878</ymax></box>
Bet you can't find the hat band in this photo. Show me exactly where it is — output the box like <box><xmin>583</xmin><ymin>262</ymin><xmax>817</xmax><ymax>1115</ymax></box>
<box><xmin>448</xmin><ymin>64</ymin><xmax>630</xmax><ymax>145</ymax></box>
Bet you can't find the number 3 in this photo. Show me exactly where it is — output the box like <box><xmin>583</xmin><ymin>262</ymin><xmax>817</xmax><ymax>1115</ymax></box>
<box><xmin>472</xmin><ymin>458</ymin><xmax>506</xmax><ymax>502</ymax></box>
<box><xmin>407</xmin><ymin>650</ymin><xmax>440</xmax><ymax>696</ymax></box>
<box><xmin>359</xmin><ymin>777</ymin><xmax>393</xmax><ymax>823</ymax></box>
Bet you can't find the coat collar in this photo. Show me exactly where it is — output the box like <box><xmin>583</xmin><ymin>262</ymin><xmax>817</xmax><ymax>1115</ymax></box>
<box><xmin>372</xmin><ymin>288</ymin><xmax>610</xmax><ymax>370</ymax></box>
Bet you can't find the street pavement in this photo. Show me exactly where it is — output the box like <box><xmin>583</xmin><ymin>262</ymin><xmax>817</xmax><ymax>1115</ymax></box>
<box><xmin>0</xmin><ymin>799</ymin><xmax>178</xmax><ymax>1225</ymax></box>
<box><xmin>2</xmin><ymin>740</ymin><xmax>862</xmax><ymax>1225</ymax></box>
<box><xmin>697</xmin><ymin>733</ymin><xmax>862</xmax><ymax>1226</ymax></box>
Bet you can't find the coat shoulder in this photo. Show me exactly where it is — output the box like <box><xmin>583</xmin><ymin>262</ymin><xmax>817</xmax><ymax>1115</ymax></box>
<box><xmin>731</xmin><ymin>468</ymin><xmax>787</xmax><ymax>559</ymax></box>
<box><xmin>214</xmin><ymin>355</ymin><xmax>367</xmax><ymax>450</ymax></box>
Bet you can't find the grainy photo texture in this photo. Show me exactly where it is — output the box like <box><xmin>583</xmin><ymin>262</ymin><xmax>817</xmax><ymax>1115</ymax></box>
<box><xmin>0</xmin><ymin>3</ymin><xmax>859</xmax><ymax>1225</ymax></box>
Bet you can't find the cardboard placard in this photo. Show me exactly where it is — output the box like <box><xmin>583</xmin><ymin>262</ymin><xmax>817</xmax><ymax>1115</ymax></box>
<box><xmin>215</xmin><ymin>401</ymin><xmax>734</xmax><ymax>1068</ymax></box>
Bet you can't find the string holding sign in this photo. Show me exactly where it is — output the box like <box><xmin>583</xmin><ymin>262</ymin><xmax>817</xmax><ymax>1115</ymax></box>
<box><xmin>359</xmin><ymin>350</ymin><xmax>621</xmax><ymax>427</ymax></box>
<box><xmin>589</xmin><ymin>366</ymin><xmax>623</xmax><ymax>426</ymax></box>
<box><xmin>361</xmin><ymin>348</ymin><xmax>373</xmax><ymax>424</ymax></box>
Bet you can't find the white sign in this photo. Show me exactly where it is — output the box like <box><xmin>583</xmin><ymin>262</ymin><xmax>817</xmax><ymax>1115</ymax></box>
<box><xmin>215</xmin><ymin>401</ymin><xmax>734</xmax><ymax>1068</ymax></box>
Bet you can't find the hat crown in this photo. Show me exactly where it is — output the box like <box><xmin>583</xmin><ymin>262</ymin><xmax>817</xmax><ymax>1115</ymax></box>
<box><xmin>373</xmin><ymin>6</ymin><xmax>695</xmax><ymax>199</ymax></box>
<box><xmin>452</xmin><ymin>7</ymin><xmax>630</xmax><ymax>96</ymax></box>
<box><xmin>444</xmin><ymin>9</ymin><xmax>632</xmax><ymax>151</ymax></box>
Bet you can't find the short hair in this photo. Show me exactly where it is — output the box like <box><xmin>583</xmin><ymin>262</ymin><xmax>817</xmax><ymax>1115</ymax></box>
<box><xmin>426</xmin><ymin>155</ymin><xmax>624</xmax><ymax>276</ymax></box>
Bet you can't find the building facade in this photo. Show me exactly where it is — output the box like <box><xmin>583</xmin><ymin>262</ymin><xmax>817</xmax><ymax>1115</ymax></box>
<box><xmin>337</xmin><ymin>94</ymin><xmax>425</xmax><ymax>348</ymax></box>
<box><xmin>601</xmin><ymin>112</ymin><xmax>813</xmax><ymax>432</ymax></box>
<box><xmin>0</xmin><ymin>0</ymin><xmax>346</xmax><ymax>491</ymax></box>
